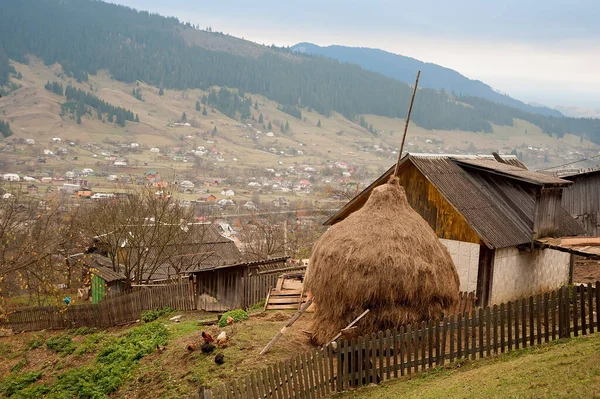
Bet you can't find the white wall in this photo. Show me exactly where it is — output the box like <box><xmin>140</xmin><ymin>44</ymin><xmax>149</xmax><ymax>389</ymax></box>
<box><xmin>490</xmin><ymin>247</ymin><xmax>570</xmax><ymax>305</ymax></box>
<box><xmin>439</xmin><ymin>239</ymin><xmax>479</xmax><ymax>292</ymax></box>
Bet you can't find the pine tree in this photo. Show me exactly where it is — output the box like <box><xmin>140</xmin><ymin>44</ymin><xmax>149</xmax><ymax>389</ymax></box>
<box><xmin>196</xmin><ymin>100</ymin><xmax>201</xmax><ymax>111</ymax></box>
<box><xmin>254</xmin><ymin>100</ymin><xmax>258</xmax><ymax>110</ymax></box>
<box><xmin>202</xmin><ymin>106</ymin><xmax>207</xmax><ymax>116</ymax></box>
<box><xmin>258</xmin><ymin>113</ymin><xmax>263</xmax><ymax>124</ymax></box>
<box><xmin>285</xmin><ymin>121</ymin><xmax>290</xmax><ymax>132</ymax></box>
<box><xmin>159</xmin><ymin>87</ymin><xmax>164</xmax><ymax>96</ymax></box>
<box><xmin>317</xmin><ymin>119</ymin><xmax>322</xmax><ymax>128</ymax></box>
<box><xmin>268</xmin><ymin>121</ymin><xmax>272</xmax><ymax>130</ymax></box>
<box><xmin>182</xmin><ymin>112</ymin><xmax>187</xmax><ymax>122</ymax></box>
<box><xmin>108</xmin><ymin>114</ymin><xmax>114</xmax><ymax>123</ymax></box>
<box><xmin>135</xmin><ymin>114</ymin><xmax>140</xmax><ymax>122</ymax></box>
<box><xmin>76</xmin><ymin>114</ymin><xmax>82</xmax><ymax>124</ymax></box>
<box><xmin>211</xmin><ymin>126</ymin><xmax>217</xmax><ymax>136</ymax></box>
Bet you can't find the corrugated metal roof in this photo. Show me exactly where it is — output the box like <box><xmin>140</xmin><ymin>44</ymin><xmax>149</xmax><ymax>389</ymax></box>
<box><xmin>454</xmin><ymin>158</ymin><xmax>572</xmax><ymax>186</ymax></box>
<box><xmin>324</xmin><ymin>153</ymin><xmax>584</xmax><ymax>249</ymax></box>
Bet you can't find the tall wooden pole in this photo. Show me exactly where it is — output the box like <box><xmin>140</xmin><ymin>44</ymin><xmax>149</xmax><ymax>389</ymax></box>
<box><xmin>394</xmin><ymin>70</ymin><xmax>421</xmax><ymax>177</ymax></box>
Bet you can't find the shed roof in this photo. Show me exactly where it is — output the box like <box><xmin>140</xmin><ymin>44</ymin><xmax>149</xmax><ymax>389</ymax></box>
<box><xmin>454</xmin><ymin>158</ymin><xmax>571</xmax><ymax>186</ymax></box>
<box><xmin>81</xmin><ymin>254</ymin><xmax>126</xmax><ymax>282</ymax></box>
<box><xmin>325</xmin><ymin>154</ymin><xmax>583</xmax><ymax>249</ymax></box>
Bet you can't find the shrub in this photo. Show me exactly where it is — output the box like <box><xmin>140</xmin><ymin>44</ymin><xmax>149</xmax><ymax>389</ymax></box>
<box><xmin>46</xmin><ymin>335</ymin><xmax>76</xmax><ymax>355</ymax></box>
<box><xmin>218</xmin><ymin>309</ymin><xmax>249</xmax><ymax>328</ymax></box>
<box><xmin>26</xmin><ymin>337</ymin><xmax>44</xmax><ymax>350</ymax></box>
<box><xmin>141</xmin><ymin>307</ymin><xmax>174</xmax><ymax>323</ymax></box>
<box><xmin>11</xmin><ymin>359</ymin><xmax>27</xmax><ymax>373</ymax></box>
<box><xmin>17</xmin><ymin>322</ymin><xmax>169</xmax><ymax>398</ymax></box>
<box><xmin>0</xmin><ymin>372</ymin><xmax>42</xmax><ymax>396</ymax></box>
<box><xmin>70</xmin><ymin>326</ymin><xmax>98</xmax><ymax>335</ymax></box>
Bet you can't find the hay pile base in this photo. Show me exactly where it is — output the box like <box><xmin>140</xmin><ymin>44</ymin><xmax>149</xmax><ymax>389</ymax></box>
<box><xmin>306</xmin><ymin>176</ymin><xmax>460</xmax><ymax>345</ymax></box>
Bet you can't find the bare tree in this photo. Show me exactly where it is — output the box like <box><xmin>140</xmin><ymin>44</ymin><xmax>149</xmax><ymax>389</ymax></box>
<box><xmin>238</xmin><ymin>213</ymin><xmax>287</xmax><ymax>261</ymax></box>
<box><xmin>0</xmin><ymin>186</ymin><xmax>86</xmax><ymax>311</ymax></box>
<box><xmin>82</xmin><ymin>187</ymin><xmax>214</xmax><ymax>286</ymax></box>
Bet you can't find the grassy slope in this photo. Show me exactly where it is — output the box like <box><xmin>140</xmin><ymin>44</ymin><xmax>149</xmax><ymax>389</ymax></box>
<box><xmin>0</xmin><ymin>310</ymin><xmax>314</xmax><ymax>398</ymax></box>
<box><xmin>1</xmin><ymin>56</ymin><xmax>597</xmax><ymax>178</ymax></box>
<box><xmin>334</xmin><ymin>334</ymin><xmax>600</xmax><ymax>399</ymax></box>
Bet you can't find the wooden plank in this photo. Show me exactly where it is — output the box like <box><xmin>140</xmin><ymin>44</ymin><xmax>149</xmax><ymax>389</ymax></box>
<box><xmin>420</xmin><ymin>322</ymin><xmax>426</xmax><ymax>371</ymax></box>
<box><xmin>471</xmin><ymin>311</ymin><xmax>477</xmax><ymax>360</ymax></box>
<box><xmin>294</xmin><ymin>356</ymin><xmax>304</xmax><ymax>399</ymax></box>
<box><xmin>327</xmin><ymin>344</ymin><xmax>335</xmax><ymax>394</ymax></box>
<box><xmin>250</xmin><ymin>373</ymin><xmax>260</xmax><ymax>399</ymax></box>
<box><xmin>427</xmin><ymin>320</ymin><xmax>433</xmax><ymax>369</ymax></box>
<box><xmin>551</xmin><ymin>290</ymin><xmax>557</xmax><ymax>341</ymax></box>
<box><xmin>225</xmin><ymin>382</ymin><xmax>233</xmax><ymax>399</ymax></box>
<box><xmin>485</xmin><ymin>307</ymin><xmax>491</xmax><ymax>357</ymax></box>
<box><xmin>435</xmin><ymin>319</ymin><xmax>441</xmax><ymax>366</ymax></box>
<box><xmin>596</xmin><ymin>281</ymin><xmax>600</xmax><ymax>332</ymax></box>
<box><xmin>370</xmin><ymin>332</ymin><xmax>377</xmax><ymax>384</ymax></box>
<box><xmin>544</xmin><ymin>293</ymin><xmax>550</xmax><ymax>343</ymax></box>
<box><xmin>446</xmin><ymin>315</ymin><xmax>453</xmax><ymax>364</ymax></box>
<box><xmin>588</xmin><ymin>283</ymin><xmax>595</xmax><ymax>335</ymax></box>
<box><xmin>581</xmin><ymin>285</ymin><xmax>587</xmax><ymax>335</ymax></box>
<box><xmin>521</xmin><ymin>297</ymin><xmax>527</xmax><ymax>348</ymax></box>
<box><xmin>493</xmin><ymin>305</ymin><xmax>499</xmax><ymax>355</ymax></box>
<box><xmin>316</xmin><ymin>350</ymin><xmax>326</xmax><ymax>398</ymax></box>
<box><xmin>529</xmin><ymin>296</ymin><xmax>535</xmax><ymax>347</ymax></box>
<box><xmin>479</xmin><ymin>308</ymin><xmax>484</xmax><ymax>359</ymax></box>
<box><xmin>464</xmin><ymin>312</ymin><xmax>470</xmax><ymax>361</ymax></box>
<box><xmin>573</xmin><ymin>286</ymin><xmax>579</xmax><ymax>337</ymax></box>
<box><xmin>385</xmin><ymin>330</ymin><xmax>391</xmax><ymax>381</ymax></box>
<box><xmin>536</xmin><ymin>294</ymin><xmax>542</xmax><ymax>345</ymax></box>
<box><xmin>278</xmin><ymin>361</ymin><xmax>290</xmax><ymax>399</ymax></box>
<box><xmin>357</xmin><ymin>336</ymin><xmax>363</xmax><ymax>389</ymax></box>
<box><xmin>394</xmin><ymin>327</ymin><xmax>400</xmax><ymax>378</ymax></box>
<box><xmin>350</xmin><ymin>338</ymin><xmax>357</xmax><ymax>388</ymax></box>
<box><xmin>378</xmin><ymin>331</ymin><xmax>384</xmax><ymax>382</ymax></box>
<box><xmin>456</xmin><ymin>313</ymin><xmax>462</xmax><ymax>360</ymax></box>
<box><xmin>320</xmin><ymin>348</ymin><xmax>330</xmax><ymax>396</ymax></box>
<box><xmin>405</xmin><ymin>325</ymin><xmax>411</xmax><ymax>377</ymax></box>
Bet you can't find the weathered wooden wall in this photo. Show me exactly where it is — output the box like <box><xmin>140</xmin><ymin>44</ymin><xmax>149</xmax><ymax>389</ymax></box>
<box><xmin>397</xmin><ymin>163</ymin><xmax>481</xmax><ymax>244</ymax></box>
<box><xmin>534</xmin><ymin>187</ymin><xmax>562</xmax><ymax>239</ymax></box>
<box><xmin>562</xmin><ymin>173</ymin><xmax>600</xmax><ymax>236</ymax></box>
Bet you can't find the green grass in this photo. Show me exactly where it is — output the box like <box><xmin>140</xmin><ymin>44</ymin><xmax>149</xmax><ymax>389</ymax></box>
<box><xmin>334</xmin><ymin>334</ymin><xmax>600</xmax><ymax>399</ymax></box>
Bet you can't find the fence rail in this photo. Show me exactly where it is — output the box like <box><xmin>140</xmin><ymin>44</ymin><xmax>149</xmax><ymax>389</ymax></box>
<box><xmin>1</xmin><ymin>281</ymin><xmax>195</xmax><ymax>332</ymax></box>
<box><xmin>203</xmin><ymin>283</ymin><xmax>599</xmax><ymax>399</ymax></box>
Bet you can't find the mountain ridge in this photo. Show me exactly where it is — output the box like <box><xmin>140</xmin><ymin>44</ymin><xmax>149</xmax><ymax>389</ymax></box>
<box><xmin>291</xmin><ymin>42</ymin><xmax>563</xmax><ymax>118</ymax></box>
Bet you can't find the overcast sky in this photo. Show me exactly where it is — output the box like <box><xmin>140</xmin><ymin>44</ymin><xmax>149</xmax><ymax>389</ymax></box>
<box><xmin>113</xmin><ymin>0</ymin><xmax>600</xmax><ymax>109</ymax></box>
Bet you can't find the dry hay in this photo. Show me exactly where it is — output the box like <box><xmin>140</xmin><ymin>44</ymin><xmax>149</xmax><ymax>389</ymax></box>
<box><xmin>306</xmin><ymin>176</ymin><xmax>460</xmax><ymax>345</ymax></box>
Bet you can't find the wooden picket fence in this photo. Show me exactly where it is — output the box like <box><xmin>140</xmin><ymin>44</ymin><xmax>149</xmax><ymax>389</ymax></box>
<box><xmin>202</xmin><ymin>283</ymin><xmax>599</xmax><ymax>399</ymax></box>
<box><xmin>1</xmin><ymin>280</ymin><xmax>195</xmax><ymax>332</ymax></box>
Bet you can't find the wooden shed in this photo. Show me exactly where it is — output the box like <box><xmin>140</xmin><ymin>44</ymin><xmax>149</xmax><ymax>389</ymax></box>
<box><xmin>81</xmin><ymin>254</ymin><xmax>127</xmax><ymax>304</ymax></box>
<box><xmin>184</xmin><ymin>257</ymin><xmax>289</xmax><ymax>311</ymax></box>
<box><xmin>326</xmin><ymin>154</ymin><xmax>584</xmax><ymax>306</ymax></box>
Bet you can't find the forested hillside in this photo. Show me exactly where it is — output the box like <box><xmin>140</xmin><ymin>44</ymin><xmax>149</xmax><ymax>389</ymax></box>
<box><xmin>1</xmin><ymin>0</ymin><xmax>600</xmax><ymax>142</ymax></box>
<box><xmin>291</xmin><ymin>43</ymin><xmax>562</xmax><ymax>117</ymax></box>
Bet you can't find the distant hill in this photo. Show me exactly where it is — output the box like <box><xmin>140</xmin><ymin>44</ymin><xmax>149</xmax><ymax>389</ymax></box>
<box><xmin>291</xmin><ymin>43</ymin><xmax>563</xmax><ymax>118</ymax></box>
<box><xmin>2</xmin><ymin>0</ymin><xmax>600</xmax><ymax>144</ymax></box>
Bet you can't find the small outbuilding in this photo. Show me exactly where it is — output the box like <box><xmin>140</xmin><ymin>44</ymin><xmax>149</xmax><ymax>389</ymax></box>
<box><xmin>80</xmin><ymin>254</ymin><xmax>127</xmax><ymax>304</ymax></box>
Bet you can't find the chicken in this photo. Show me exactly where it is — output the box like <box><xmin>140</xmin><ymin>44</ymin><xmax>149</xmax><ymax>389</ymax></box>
<box><xmin>201</xmin><ymin>342</ymin><xmax>215</xmax><ymax>354</ymax></box>
<box><xmin>201</xmin><ymin>331</ymin><xmax>214</xmax><ymax>344</ymax></box>
<box><xmin>216</xmin><ymin>331</ymin><xmax>228</xmax><ymax>347</ymax></box>
<box><xmin>214</xmin><ymin>353</ymin><xmax>225</xmax><ymax>365</ymax></box>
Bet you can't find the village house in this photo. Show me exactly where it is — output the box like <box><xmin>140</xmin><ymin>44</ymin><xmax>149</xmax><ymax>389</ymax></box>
<box><xmin>198</xmin><ymin>194</ymin><xmax>217</xmax><ymax>202</ymax></box>
<box><xmin>326</xmin><ymin>154</ymin><xmax>584</xmax><ymax>306</ymax></box>
<box><xmin>26</xmin><ymin>184</ymin><xmax>39</xmax><ymax>194</ymax></box>
<box><xmin>75</xmin><ymin>187</ymin><xmax>93</xmax><ymax>198</ymax></box>
<box><xmin>221</xmin><ymin>189</ymin><xmax>235</xmax><ymax>196</ymax></box>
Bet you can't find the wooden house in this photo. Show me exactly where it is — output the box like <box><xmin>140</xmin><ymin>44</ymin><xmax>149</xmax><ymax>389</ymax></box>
<box><xmin>326</xmin><ymin>154</ymin><xmax>584</xmax><ymax>306</ymax></box>
<box><xmin>561</xmin><ymin>169</ymin><xmax>600</xmax><ymax>236</ymax></box>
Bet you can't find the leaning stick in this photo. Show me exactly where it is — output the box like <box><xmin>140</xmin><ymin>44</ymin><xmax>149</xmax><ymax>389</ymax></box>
<box><xmin>260</xmin><ymin>297</ymin><xmax>314</xmax><ymax>355</ymax></box>
<box><xmin>327</xmin><ymin>309</ymin><xmax>370</xmax><ymax>346</ymax></box>
<box><xmin>394</xmin><ymin>70</ymin><xmax>421</xmax><ymax>177</ymax></box>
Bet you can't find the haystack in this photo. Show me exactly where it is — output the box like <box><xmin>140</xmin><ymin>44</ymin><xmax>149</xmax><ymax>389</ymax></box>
<box><xmin>306</xmin><ymin>176</ymin><xmax>460</xmax><ymax>345</ymax></box>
